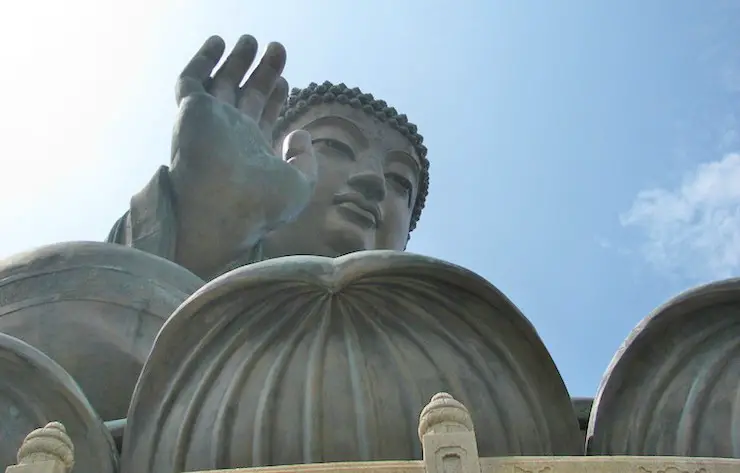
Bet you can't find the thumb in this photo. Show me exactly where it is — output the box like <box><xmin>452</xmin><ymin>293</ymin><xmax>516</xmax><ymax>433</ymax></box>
<box><xmin>282</xmin><ymin>130</ymin><xmax>317</xmax><ymax>189</ymax></box>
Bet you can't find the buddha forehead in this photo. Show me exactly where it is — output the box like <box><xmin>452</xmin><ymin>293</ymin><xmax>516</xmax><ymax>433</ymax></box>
<box><xmin>279</xmin><ymin>102</ymin><xmax>420</xmax><ymax>162</ymax></box>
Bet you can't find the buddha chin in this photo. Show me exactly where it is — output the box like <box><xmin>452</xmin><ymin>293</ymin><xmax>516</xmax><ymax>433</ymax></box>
<box><xmin>323</xmin><ymin>204</ymin><xmax>376</xmax><ymax>256</ymax></box>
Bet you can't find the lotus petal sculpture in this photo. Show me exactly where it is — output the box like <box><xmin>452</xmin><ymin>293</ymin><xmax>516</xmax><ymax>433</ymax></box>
<box><xmin>0</xmin><ymin>332</ymin><xmax>118</xmax><ymax>473</ymax></box>
<box><xmin>0</xmin><ymin>241</ymin><xmax>204</xmax><ymax>421</ymax></box>
<box><xmin>588</xmin><ymin>278</ymin><xmax>740</xmax><ymax>457</ymax></box>
<box><xmin>122</xmin><ymin>251</ymin><xmax>581</xmax><ymax>473</ymax></box>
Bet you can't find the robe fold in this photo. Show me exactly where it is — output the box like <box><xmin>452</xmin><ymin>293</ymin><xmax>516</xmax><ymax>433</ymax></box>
<box><xmin>106</xmin><ymin>166</ymin><xmax>177</xmax><ymax>262</ymax></box>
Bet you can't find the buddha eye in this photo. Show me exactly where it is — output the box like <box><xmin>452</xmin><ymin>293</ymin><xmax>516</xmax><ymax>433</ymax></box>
<box><xmin>312</xmin><ymin>138</ymin><xmax>355</xmax><ymax>159</ymax></box>
<box><xmin>386</xmin><ymin>174</ymin><xmax>414</xmax><ymax>207</ymax></box>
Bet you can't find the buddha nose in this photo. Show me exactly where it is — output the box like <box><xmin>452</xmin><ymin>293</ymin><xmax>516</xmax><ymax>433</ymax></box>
<box><xmin>347</xmin><ymin>169</ymin><xmax>387</xmax><ymax>202</ymax></box>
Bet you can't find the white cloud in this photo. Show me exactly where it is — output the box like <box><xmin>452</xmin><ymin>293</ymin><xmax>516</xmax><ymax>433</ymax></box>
<box><xmin>621</xmin><ymin>153</ymin><xmax>740</xmax><ymax>281</ymax></box>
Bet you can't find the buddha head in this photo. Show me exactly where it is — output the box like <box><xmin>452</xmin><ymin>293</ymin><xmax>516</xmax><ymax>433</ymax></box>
<box><xmin>262</xmin><ymin>81</ymin><xmax>430</xmax><ymax>258</ymax></box>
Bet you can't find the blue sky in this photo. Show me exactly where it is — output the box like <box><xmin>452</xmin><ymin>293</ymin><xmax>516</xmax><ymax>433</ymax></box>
<box><xmin>1</xmin><ymin>1</ymin><xmax>740</xmax><ymax>397</ymax></box>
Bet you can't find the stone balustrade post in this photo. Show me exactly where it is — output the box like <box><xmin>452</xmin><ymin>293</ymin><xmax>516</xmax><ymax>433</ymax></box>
<box><xmin>5</xmin><ymin>422</ymin><xmax>74</xmax><ymax>473</ymax></box>
<box><xmin>418</xmin><ymin>393</ymin><xmax>481</xmax><ymax>473</ymax></box>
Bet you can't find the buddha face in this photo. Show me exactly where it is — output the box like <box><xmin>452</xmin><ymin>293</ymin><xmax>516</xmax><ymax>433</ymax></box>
<box><xmin>263</xmin><ymin>102</ymin><xmax>422</xmax><ymax>258</ymax></box>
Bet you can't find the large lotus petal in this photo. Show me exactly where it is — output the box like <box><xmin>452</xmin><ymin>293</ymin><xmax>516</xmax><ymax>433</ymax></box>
<box><xmin>0</xmin><ymin>241</ymin><xmax>204</xmax><ymax>421</ymax></box>
<box><xmin>123</xmin><ymin>251</ymin><xmax>581</xmax><ymax>473</ymax></box>
<box><xmin>589</xmin><ymin>278</ymin><xmax>740</xmax><ymax>457</ymax></box>
<box><xmin>0</xmin><ymin>332</ymin><xmax>118</xmax><ymax>473</ymax></box>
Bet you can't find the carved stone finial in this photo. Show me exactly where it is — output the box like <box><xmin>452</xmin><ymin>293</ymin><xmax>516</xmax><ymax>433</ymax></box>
<box><xmin>16</xmin><ymin>422</ymin><xmax>74</xmax><ymax>473</ymax></box>
<box><xmin>418</xmin><ymin>392</ymin><xmax>475</xmax><ymax>441</ymax></box>
<box><xmin>418</xmin><ymin>393</ymin><xmax>481</xmax><ymax>473</ymax></box>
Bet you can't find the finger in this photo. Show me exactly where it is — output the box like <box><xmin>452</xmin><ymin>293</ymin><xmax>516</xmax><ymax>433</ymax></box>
<box><xmin>209</xmin><ymin>35</ymin><xmax>259</xmax><ymax>105</ymax></box>
<box><xmin>238</xmin><ymin>42</ymin><xmax>287</xmax><ymax>120</ymax></box>
<box><xmin>259</xmin><ymin>76</ymin><xmax>289</xmax><ymax>139</ymax></box>
<box><xmin>175</xmin><ymin>36</ymin><xmax>226</xmax><ymax>105</ymax></box>
<box><xmin>283</xmin><ymin>130</ymin><xmax>317</xmax><ymax>189</ymax></box>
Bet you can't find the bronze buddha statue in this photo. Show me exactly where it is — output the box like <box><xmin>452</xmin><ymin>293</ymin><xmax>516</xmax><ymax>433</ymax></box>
<box><xmin>3</xmin><ymin>33</ymin><xmax>739</xmax><ymax>473</ymax></box>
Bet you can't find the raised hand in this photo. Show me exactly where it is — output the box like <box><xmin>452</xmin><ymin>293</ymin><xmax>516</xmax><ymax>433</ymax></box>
<box><xmin>175</xmin><ymin>35</ymin><xmax>291</xmax><ymax>142</ymax></box>
<box><xmin>168</xmin><ymin>35</ymin><xmax>317</xmax><ymax>279</ymax></box>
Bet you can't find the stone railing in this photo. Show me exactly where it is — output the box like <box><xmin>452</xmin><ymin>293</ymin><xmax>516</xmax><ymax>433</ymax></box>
<box><xmin>5</xmin><ymin>393</ymin><xmax>739</xmax><ymax>473</ymax></box>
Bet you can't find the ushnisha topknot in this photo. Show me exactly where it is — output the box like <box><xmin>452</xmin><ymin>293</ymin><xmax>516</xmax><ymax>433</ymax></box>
<box><xmin>273</xmin><ymin>81</ymin><xmax>429</xmax><ymax>233</ymax></box>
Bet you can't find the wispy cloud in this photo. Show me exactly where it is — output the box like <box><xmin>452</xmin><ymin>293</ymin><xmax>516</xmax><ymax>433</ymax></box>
<box><xmin>621</xmin><ymin>153</ymin><xmax>740</xmax><ymax>281</ymax></box>
<box><xmin>622</xmin><ymin>5</ymin><xmax>740</xmax><ymax>283</ymax></box>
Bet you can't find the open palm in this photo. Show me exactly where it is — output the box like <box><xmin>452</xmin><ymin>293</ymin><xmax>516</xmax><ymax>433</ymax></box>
<box><xmin>167</xmin><ymin>35</ymin><xmax>317</xmax><ymax>277</ymax></box>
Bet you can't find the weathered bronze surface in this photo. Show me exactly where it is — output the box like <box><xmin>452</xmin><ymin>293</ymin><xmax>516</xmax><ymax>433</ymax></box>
<box><xmin>588</xmin><ymin>278</ymin><xmax>740</xmax><ymax>457</ymax></box>
<box><xmin>0</xmin><ymin>332</ymin><xmax>118</xmax><ymax>473</ymax></box>
<box><xmin>0</xmin><ymin>241</ymin><xmax>204</xmax><ymax>421</ymax></box>
<box><xmin>121</xmin><ymin>251</ymin><xmax>582</xmax><ymax>473</ymax></box>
